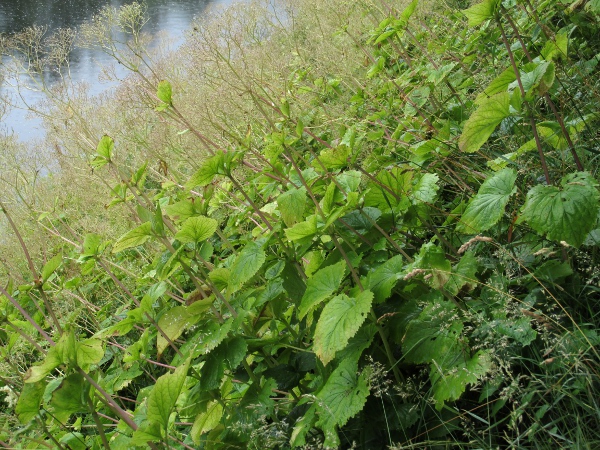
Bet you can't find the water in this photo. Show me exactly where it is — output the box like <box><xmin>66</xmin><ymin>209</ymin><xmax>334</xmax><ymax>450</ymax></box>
<box><xmin>0</xmin><ymin>0</ymin><xmax>235</xmax><ymax>140</ymax></box>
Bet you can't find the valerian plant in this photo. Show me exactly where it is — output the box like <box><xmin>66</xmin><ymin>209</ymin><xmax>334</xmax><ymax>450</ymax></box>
<box><xmin>2</xmin><ymin>0</ymin><xmax>600</xmax><ymax>448</ymax></box>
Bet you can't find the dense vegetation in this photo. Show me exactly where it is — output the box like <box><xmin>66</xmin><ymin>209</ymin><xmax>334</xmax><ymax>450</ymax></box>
<box><xmin>1</xmin><ymin>0</ymin><xmax>599</xmax><ymax>448</ymax></box>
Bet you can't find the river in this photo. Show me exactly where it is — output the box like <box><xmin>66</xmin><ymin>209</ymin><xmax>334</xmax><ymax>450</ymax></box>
<box><xmin>0</xmin><ymin>0</ymin><xmax>235</xmax><ymax>141</ymax></box>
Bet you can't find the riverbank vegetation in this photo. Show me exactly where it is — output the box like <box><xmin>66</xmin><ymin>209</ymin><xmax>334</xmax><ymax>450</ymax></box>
<box><xmin>1</xmin><ymin>0</ymin><xmax>599</xmax><ymax>448</ymax></box>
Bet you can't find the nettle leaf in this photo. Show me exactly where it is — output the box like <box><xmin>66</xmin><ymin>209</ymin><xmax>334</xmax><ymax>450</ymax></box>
<box><xmin>191</xmin><ymin>400</ymin><xmax>223</xmax><ymax>443</ymax></box>
<box><xmin>476</xmin><ymin>67</ymin><xmax>516</xmax><ymax>104</ymax></box>
<box><xmin>146</xmin><ymin>358</ymin><xmax>191</xmax><ymax>432</ymax></box>
<box><xmin>364</xmin><ymin>166</ymin><xmax>412</xmax><ymax>212</ymax></box>
<box><xmin>284</xmin><ymin>215</ymin><xmax>318</xmax><ymax>244</ymax></box>
<box><xmin>49</xmin><ymin>373</ymin><xmax>86</xmax><ymax>424</ymax></box>
<box><xmin>364</xmin><ymin>254</ymin><xmax>403</xmax><ymax>303</ymax></box>
<box><xmin>298</xmin><ymin>261</ymin><xmax>347</xmax><ymax>319</ymax></box>
<box><xmin>229</xmin><ymin>241</ymin><xmax>266</xmax><ymax>289</ymax></box>
<box><xmin>520</xmin><ymin>172</ymin><xmax>599</xmax><ymax>247</ymax></box>
<box><xmin>459</xmin><ymin>92</ymin><xmax>510</xmax><ymax>153</ymax></box>
<box><xmin>315</xmin><ymin>359</ymin><xmax>370</xmax><ymax>448</ymax></box>
<box><xmin>511</xmin><ymin>61</ymin><xmax>555</xmax><ymax>99</ymax></box>
<box><xmin>313</xmin><ymin>145</ymin><xmax>351</xmax><ymax>171</ymax></box>
<box><xmin>112</xmin><ymin>222</ymin><xmax>153</xmax><ymax>253</ymax></box>
<box><xmin>404</xmin><ymin>86</ymin><xmax>430</xmax><ymax>117</ymax></box>
<box><xmin>541</xmin><ymin>29</ymin><xmax>568</xmax><ymax>61</ymax></box>
<box><xmin>431</xmin><ymin>350</ymin><xmax>492</xmax><ymax>410</ymax></box>
<box><xmin>403</xmin><ymin>299</ymin><xmax>465</xmax><ymax>367</ymax></box>
<box><xmin>24</xmin><ymin>345</ymin><xmax>63</xmax><ymax>383</ymax></box>
<box><xmin>157</xmin><ymin>301</ymin><xmax>213</xmax><ymax>356</ymax></box>
<box><xmin>278</xmin><ymin>186</ymin><xmax>307</xmax><ymax>227</ymax></box>
<box><xmin>200</xmin><ymin>337</ymin><xmax>247</xmax><ymax>391</ymax></box>
<box><xmin>41</xmin><ymin>252</ymin><xmax>62</xmax><ymax>283</ymax></box>
<box><xmin>175</xmin><ymin>216</ymin><xmax>217</xmax><ymax>244</ymax></box>
<box><xmin>314</xmin><ymin>290</ymin><xmax>373</xmax><ymax>365</ymax></box>
<box><xmin>185</xmin><ymin>152</ymin><xmax>225</xmax><ymax>190</ymax></box>
<box><xmin>446</xmin><ymin>252</ymin><xmax>479</xmax><ymax>296</ymax></box>
<box><xmin>463</xmin><ymin>0</ymin><xmax>500</xmax><ymax>27</ymax></box>
<box><xmin>164</xmin><ymin>199</ymin><xmax>203</xmax><ymax>223</ymax></box>
<box><xmin>76</xmin><ymin>339</ymin><xmax>104</xmax><ymax>370</ymax></box>
<box><xmin>457</xmin><ymin>168</ymin><xmax>517</xmax><ymax>233</ymax></box>
<box><xmin>412</xmin><ymin>173</ymin><xmax>439</xmax><ymax>204</ymax></box>
<box><xmin>16</xmin><ymin>380</ymin><xmax>46</xmax><ymax>423</ymax></box>
<box><xmin>413</xmin><ymin>243</ymin><xmax>452</xmax><ymax>289</ymax></box>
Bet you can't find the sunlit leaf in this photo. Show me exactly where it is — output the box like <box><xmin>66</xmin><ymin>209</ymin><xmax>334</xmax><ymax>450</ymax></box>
<box><xmin>314</xmin><ymin>290</ymin><xmax>373</xmax><ymax>365</ymax></box>
<box><xmin>112</xmin><ymin>222</ymin><xmax>153</xmax><ymax>253</ymax></box>
<box><xmin>459</xmin><ymin>92</ymin><xmax>510</xmax><ymax>153</ymax></box>
<box><xmin>298</xmin><ymin>261</ymin><xmax>346</xmax><ymax>319</ymax></box>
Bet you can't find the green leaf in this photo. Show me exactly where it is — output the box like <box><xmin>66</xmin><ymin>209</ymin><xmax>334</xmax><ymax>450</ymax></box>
<box><xmin>81</xmin><ymin>233</ymin><xmax>102</xmax><ymax>258</ymax></box>
<box><xmin>96</xmin><ymin>135</ymin><xmax>114</xmax><ymax>161</ymax></box>
<box><xmin>315</xmin><ymin>359</ymin><xmax>370</xmax><ymax>447</ymax></box>
<box><xmin>475</xmin><ymin>67</ymin><xmax>516</xmax><ymax>104</ymax></box>
<box><xmin>431</xmin><ymin>350</ymin><xmax>492</xmax><ymax>409</ymax></box>
<box><xmin>459</xmin><ymin>92</ymin><xmax>510</xmax><ymax>153</ymax></box>
<box><xmin>457</xmin><ymin>168</ymin><xmax>517</xmax><ymax>233</ymax></box>
<box><xmin>446</xmin><ymin>252</ymin><xmax>479</xmax><ymax>296</ymax></box>
<box><xmin>49</xmin><ymin>373</ymin><xmax>86</xmax><ymax>424</ymax></box>
<box><xmin>229</xmin><ymin>241</ymin><xmax>266</xmax><ymax>289</ymax></box>
<box><xmin>24</xmin><ymin>346</ymin><xmax>63</xmax><ymax>383</ymax></box>
<box><xmin>76</xmin><ymin>339</ymin><xmax>104</xmax><ymax>370</ymax></box>
<box><xmin>404</xmin><ymin>86</ymin><xmax>430</xmax><ymax>117</ymax></box>
<box><xmin>412</xmin><ymin>173</ymin><xmax>439</xmax><ymax>204</ymax></box>
<box><xmin>463</xmin><ymin>0</ymin><xmax>499</xmax><ymax>27</ymax></box>
<box><xmin>520</xmin><ymin>172</ymin><xmax>599</xmax><ymax>247</ymax></box>
<box><xmin>156</xmin><ymin>306</ymin><xmax>190</xmax><ymax>356</ymax></box>
<box><xmin>200</xmin><ymin>337</ymin><xmax>247</xmax><ymax>391</ymax></box>
<box><xmin>364</xmin><ymin>166</ymin><xmax>412</xmax><ymax>212</ymax></box>
<box><xmin>146</xmin><ymin>358</ymin><xmax>191</xmax><ymax>432</ymax></box>
<box><xmin>157</xmin><ymin>80</ymin><xmax>173</xmax><ymax>105</ymax></box>
<box><xmin>16</xmin><ymin>381</ymin><xmax>46</xmax><ymax>423</ymax></box>
<box><xmin>191</xmin><ymin>401</ymin><xmax>224</xmax><ymax>443</ymax></box>
<box><xmin>112</xmin><ymin>222</ymin><xmax>153</xmax><ymax>253</ymax></box>
<box><xmin>284</xmin><ymin>215</ymin><xmax>318</xmax><ymax>244</ymax></box>
<box><xmin>164</xmin><ymin>199</ymin><xmax>203</xmax><ymax>222</ymax></box>
<box><xmin>175</xmin><ymin>216</ymin><xmax>217</xmax><ymax>244</ymax></box>
<box><xmin>314</xmin><ymin>290</ymin><xmax>373</xmax><ymax>365</ymax></box>
<box><xmin>403</xmin><ymin>299</ymin><xmax>464</xmax><ymax>367</ymax></box>
<box><xmin>130</xmin><ymin>422</ymin><xmax>162</xmax><ymax>445</ymax></box>
<box><xmin>364</xmin><ymin>255</ymin><xmax>403</xmax><ymax>303</ymax></box>
<box><xmin>277</xmin><ymin>187</ymin><xmax>307</xmax><ymax>227</ymax></box>
<box><xmin>541</xmin><ymin>29</ymin><xmax>568</xmax><ymax>61</ymax></box>
<box><xmin>185</xmin><ymin>152</ymin><xmax>225</xmax><ymax>190</ymax></box>
<box><xmin>413</xmin><ymin>243</ymin><xmax>452</xmax><ymax>290</ymax></box>
<box><xmin>298</xmin><ymin>261</ymin><xmax>346</xmax><ymax>319</ymax></box>
<box><xmin>41</xmin><ymin>252</ymin><xmax>62</xmax><ymax>283</ymax></box>
<box><xmin>514</xmin><ymin>61</ymin><xmax>555</xmax><ymax>99</ymax></box>
<box><xmin>313</xmin><ymin>145</ymin><xmax>351</xmax><ymax>171</ymax></box>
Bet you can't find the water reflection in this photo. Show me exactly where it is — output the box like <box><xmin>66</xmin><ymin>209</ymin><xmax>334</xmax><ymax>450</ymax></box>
<box><xmin>0</xmin><ymin>0</ymin><xmax>234</xmax><ymax>140</ymax></box>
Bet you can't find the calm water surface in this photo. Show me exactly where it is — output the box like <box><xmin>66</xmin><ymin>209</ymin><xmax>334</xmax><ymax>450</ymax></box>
<box><xmin>0</xmin><ymin>0</ymin><xmax>235</xmax><ymax>140</ymax></box>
